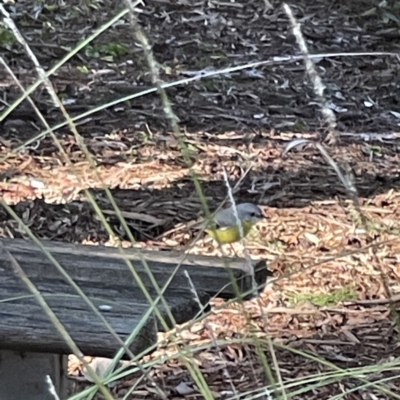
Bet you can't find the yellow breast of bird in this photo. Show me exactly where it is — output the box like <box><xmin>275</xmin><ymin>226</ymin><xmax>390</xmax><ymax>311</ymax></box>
<box><xmin>205</xmin><ymin>220</ymin><xmax>254</xmax><ymax>244</ymax></box>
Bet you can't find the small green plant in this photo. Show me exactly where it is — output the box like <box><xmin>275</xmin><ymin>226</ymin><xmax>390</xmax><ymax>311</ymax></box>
<box><xmin>288</xmin><ymin>286</ymin><xmax>358</xmax><ymax>307</ymax></box>
<box><xmin>0</xmin><ymin>24</ymin><xmax>16</xmax><ymax>50</ymax></box>
<box><xmin>77</xmin><ymin>65</ymin><xmax>90</xmax><ymax>74</ymax></box>
<box><xmin>84</xmin><ymin>43</ymin><xmax>129</xmax><ymax>61</ymax></box>
<box><xmin>361</xmin><ymin>144</ymin><xmax>382</xmax><ymax>161</ymax></box>
<box><xmin>362</xmin><ymin>0</ymin><xmax>400</xmax><ymax>26</ymax></box>
<box><xmin>292</xmin><ymin>118</ymin><xmax>310</xmax><ymax>133</ymax></box>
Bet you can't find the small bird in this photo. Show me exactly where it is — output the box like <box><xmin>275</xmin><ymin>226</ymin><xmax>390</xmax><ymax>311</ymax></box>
<box><xmin>205</xmin><ymin>203</ymin><xmax>265</xmax><ymax>244</ymax></box>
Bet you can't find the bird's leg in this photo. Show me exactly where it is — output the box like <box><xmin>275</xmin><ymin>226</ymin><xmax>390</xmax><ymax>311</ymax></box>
<box><xmin>229</xmin><ymin>243</ymin><xmax>239</xmax><ymax>258</ymax></box>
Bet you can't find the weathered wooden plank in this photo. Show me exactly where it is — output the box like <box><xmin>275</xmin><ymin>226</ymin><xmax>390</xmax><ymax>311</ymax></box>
<box><xmin>0</xmin><ymin>238</ymin><xmax>269</xmax><ymax>298</ymax></box>
<box><xmin>0</xmin><ymin>350</ymin><xmax>67</xmax><ymax>400</ymax></box>
<box><xmin>0</xmin><ymin>276</ymin><xmax>209</xmax><ymax>358</ymax></box>
<box><xmin>0</xmin><ymin>296</ymin><xmax>156</xmax><ymax>356</ymax></box>
<box><xmin>0</xmin><ymin>238</ymin><xmax>269</xmax><ymax>357</ymax></box>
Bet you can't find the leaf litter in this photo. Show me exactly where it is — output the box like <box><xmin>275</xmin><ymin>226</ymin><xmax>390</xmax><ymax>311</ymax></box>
<box><xmin>2</xmin><ymin>0</ymin><xmax>400</xmax><ymax>398</ymax></box>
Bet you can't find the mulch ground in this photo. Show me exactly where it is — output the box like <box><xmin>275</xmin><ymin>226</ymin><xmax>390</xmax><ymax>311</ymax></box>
<box><xmin>1</xmin><ymin>0</ymin><xmax>400</xmax><ymax>398</ymax></box>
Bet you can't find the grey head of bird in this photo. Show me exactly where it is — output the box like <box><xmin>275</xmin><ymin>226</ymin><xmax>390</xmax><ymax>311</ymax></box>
<box><xmin>213</xmin><ymin>202</ymin><xmax>264</xmax><ymax>228</ymax></box>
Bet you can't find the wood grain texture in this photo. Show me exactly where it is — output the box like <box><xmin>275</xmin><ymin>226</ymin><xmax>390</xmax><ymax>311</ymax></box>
<box><xmin>0</xmin><ymin>238</ymin><xmax>269</xmax><ymax>357</ymax></box>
